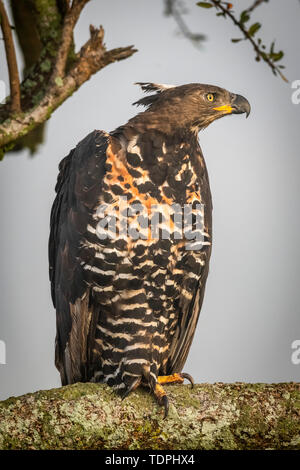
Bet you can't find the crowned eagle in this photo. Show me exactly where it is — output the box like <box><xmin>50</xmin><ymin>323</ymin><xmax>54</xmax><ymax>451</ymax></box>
<box><xmin>49</xmin><ymin>82</ymin><xmax>250</xmax><ymax>416</ymax></box>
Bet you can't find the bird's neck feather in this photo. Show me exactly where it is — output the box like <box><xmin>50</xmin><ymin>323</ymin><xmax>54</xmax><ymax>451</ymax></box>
<box><xmin>109</xmin><ymin>125</ymin><xmax>206</xmax><ymax>191</ymax></box>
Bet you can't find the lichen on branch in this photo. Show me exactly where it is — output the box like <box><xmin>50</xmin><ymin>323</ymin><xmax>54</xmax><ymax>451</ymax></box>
<box><xmin>0</xmin><ymin>382</ymin><xmax>299</xmax><ymax>450</ymax></box>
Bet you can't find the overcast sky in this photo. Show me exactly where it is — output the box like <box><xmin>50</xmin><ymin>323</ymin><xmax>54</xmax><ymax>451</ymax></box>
<box><xmin>0</xmin><ymin>0</ymin><xmax>299</xmax><ymax>401</ymax></box>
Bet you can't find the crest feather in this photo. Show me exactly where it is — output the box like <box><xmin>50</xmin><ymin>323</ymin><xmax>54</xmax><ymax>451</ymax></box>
<box><xmin>135</xmin><ymin>82</ymin><xmax>176</xmax><ymax>93</ymax></box>
<box><xmin>133</xmin><ymin>82</ymin><xmax>176</xmax><ymax>108</ymax></box>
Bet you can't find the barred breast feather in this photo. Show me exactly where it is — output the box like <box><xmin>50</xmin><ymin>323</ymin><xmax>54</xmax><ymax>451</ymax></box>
<box><xmin>49</xmin><ymin>126</ymin><xmax>212</xmax><ymax>393</ymax></box>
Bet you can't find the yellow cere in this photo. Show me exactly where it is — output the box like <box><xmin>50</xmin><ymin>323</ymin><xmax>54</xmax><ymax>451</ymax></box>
<box><xmin>213</xmin><ymin>104</ymin><xmax>233</xmax><ymax>113</ymax></box>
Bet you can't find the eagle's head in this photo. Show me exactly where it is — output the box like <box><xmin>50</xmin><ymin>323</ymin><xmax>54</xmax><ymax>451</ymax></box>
<box><xmin>132</xmin><ymin>82</ymin><xmax>250</xmax><ymax>135</ymax></box>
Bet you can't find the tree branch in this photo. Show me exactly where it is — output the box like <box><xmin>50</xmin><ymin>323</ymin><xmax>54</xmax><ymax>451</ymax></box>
<box><xmin>198</xmin><ymin>0</ymin><xmax>287</xmax><ymax>82</ymax></box>
<box><xmin>165</xmin><ymin>0</ymin><xmax>206</xmax><ymax>47</ymax></box>
<box><xmin>0</xmin><ymin>1</ymin><xmax>137</xmax><ymax>158</ymax></box>
<box><xmin>0</xmin><ymin>382</ymin><xmax>299</xmax><ymax>449</ymax></box>
<box><xmin>49</xmin><ymin>0</ymin><xmax>90</xmax><ymax>86</ymax></box>
<box><xmin>0</xmin><ymin>0</ymin><xmax>21</xmax><ymax>113</ymax></box>
<box><xmin>244</xmin><ymin>0</ymin><xmax>268</xmax><ymax>15</ymax></box>
<box><xmin>0</xmin><ymin>26</ymin><xmax>136</xmax><ymax>149</ymax></box>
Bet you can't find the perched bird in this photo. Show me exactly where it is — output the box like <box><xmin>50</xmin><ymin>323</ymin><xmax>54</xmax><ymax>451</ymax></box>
<box><xmin>49</xmin><ymin>82</ymin><xmax>250</xmax><ymax>416</ymax></box>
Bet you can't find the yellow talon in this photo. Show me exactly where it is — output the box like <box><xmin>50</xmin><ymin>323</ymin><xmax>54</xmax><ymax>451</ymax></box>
<box><xmin>157</xmin><ymin>373</ymin><xmax>184</xmax><ymax>385</ymax></box>
<box><xmin>157</xmin><ymin>372</ymin><xmax>194</xmax><ymax>387</ymax></box>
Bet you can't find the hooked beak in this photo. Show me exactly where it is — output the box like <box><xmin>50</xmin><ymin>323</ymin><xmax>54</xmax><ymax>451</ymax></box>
<box><xmin>213</xmin><ymin>94</ymin><xmax>251</xmax><ymax>118</ymax></box>
<box><xmin>231</xmin><ymin>93</ymin><xmax>251</xmax><ymax>118</ymax></box>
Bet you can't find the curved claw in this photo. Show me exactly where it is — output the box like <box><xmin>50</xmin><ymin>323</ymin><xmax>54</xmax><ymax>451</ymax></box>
<box><xmin>180</xmin><ymin>372</ymin><xmax>194</xmax><ymax>389</ymax></box>
<box><xmin>121</xmin><ymin>377</ymin><xmax>141</xmax><ymax>400</ymax></box>
<box><xmin>161</xmin><ymin>394</ymin><xmax>169</xmax><ymax>419</ymax></box>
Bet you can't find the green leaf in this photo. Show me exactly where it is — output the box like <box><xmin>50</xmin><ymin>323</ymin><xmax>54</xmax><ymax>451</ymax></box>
<box><xmin>231</xmin><ymin>38</ymin><xmax>243</xmax><ymax>43</ymax></box>
<box><xmin>240</xmin><ymin>10</ymin><xmax>250</xmax><ymax>23</ymax></box>
<box><xmin>197</xmin><ymin>2</ymin><xmax>213</xmax><ymax>8</ymax></box>
<box><xmin>248</xmin><ymin>22</ymin><xmax>261</xmax><ymax>37</ymax></box>
<box><xmin>55</xmin><ymin>77</ymin><xmax>63</xmax><ymax>87</ymax></box>
<box><xmin>270</xmin><ymin>51</ymin><xmax>284</xmax><ymax>62</ymax></box>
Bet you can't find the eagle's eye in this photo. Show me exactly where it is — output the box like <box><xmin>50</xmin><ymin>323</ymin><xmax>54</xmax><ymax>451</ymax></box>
<box><xmin>206</xmin><ymin>93</ymin><xmax>214</xmax><ymax>102</ymax></box>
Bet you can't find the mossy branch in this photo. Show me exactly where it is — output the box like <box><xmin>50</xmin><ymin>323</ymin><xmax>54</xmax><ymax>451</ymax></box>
<box><xmin>48</xmin><ymin>0</ymin><xmax>90</xmax><ymax>86</ymax></box>
<box><xmin>0</xmin><ymin>25</ymin><xmax>136</xmax><ymax>153</ymax></box>
<box><xmin>0</xmin><ymin>382</ymin><xmax>299</xmax><ymax>450</ymax></box>
<box><xmin>0</xmin><ymin>1</ymin><xmax>136</xmax><ymax>159</ymax></box>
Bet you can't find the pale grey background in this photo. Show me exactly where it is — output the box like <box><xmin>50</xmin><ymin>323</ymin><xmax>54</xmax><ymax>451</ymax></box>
<box><xmin>0</xmin><ymin>0</ymin><xmax>299</xmax><ymax>400</ymax></box>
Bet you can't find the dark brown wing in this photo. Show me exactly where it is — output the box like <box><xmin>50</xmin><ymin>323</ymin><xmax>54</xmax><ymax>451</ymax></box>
<box><xmin>49</xmin><ymin>130</ymin><xmax>109</xmax><ymax>384</ymax></box>
<box><xmin>166</xmin><ymin>150</ymin><xmax>213</xmax><ymax>374</ymax></box>
<box><xmin>166</xmin><ymin>256</ymin><xmax>211</xmax><ymax>374</ymax></box>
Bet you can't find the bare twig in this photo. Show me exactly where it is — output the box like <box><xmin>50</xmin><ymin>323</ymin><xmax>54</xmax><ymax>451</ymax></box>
<box><xmin>0</xmin><ymin>0</ymin><xmax>21</xmax><ymax>112</ymax></box>
<box><xmin>244</xmin><ymin>0</ymin><xmax>268</xmax><ymax>15</ymax></box>
<box><xmin>165</xmin><ymin>0</ymin><xmax>205</xmax><ymax>47</ymax></box>
<box><xmin>49</xmin><ymin>0</ymin><xmax>90</xmax><ymax>86</ymax></box>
